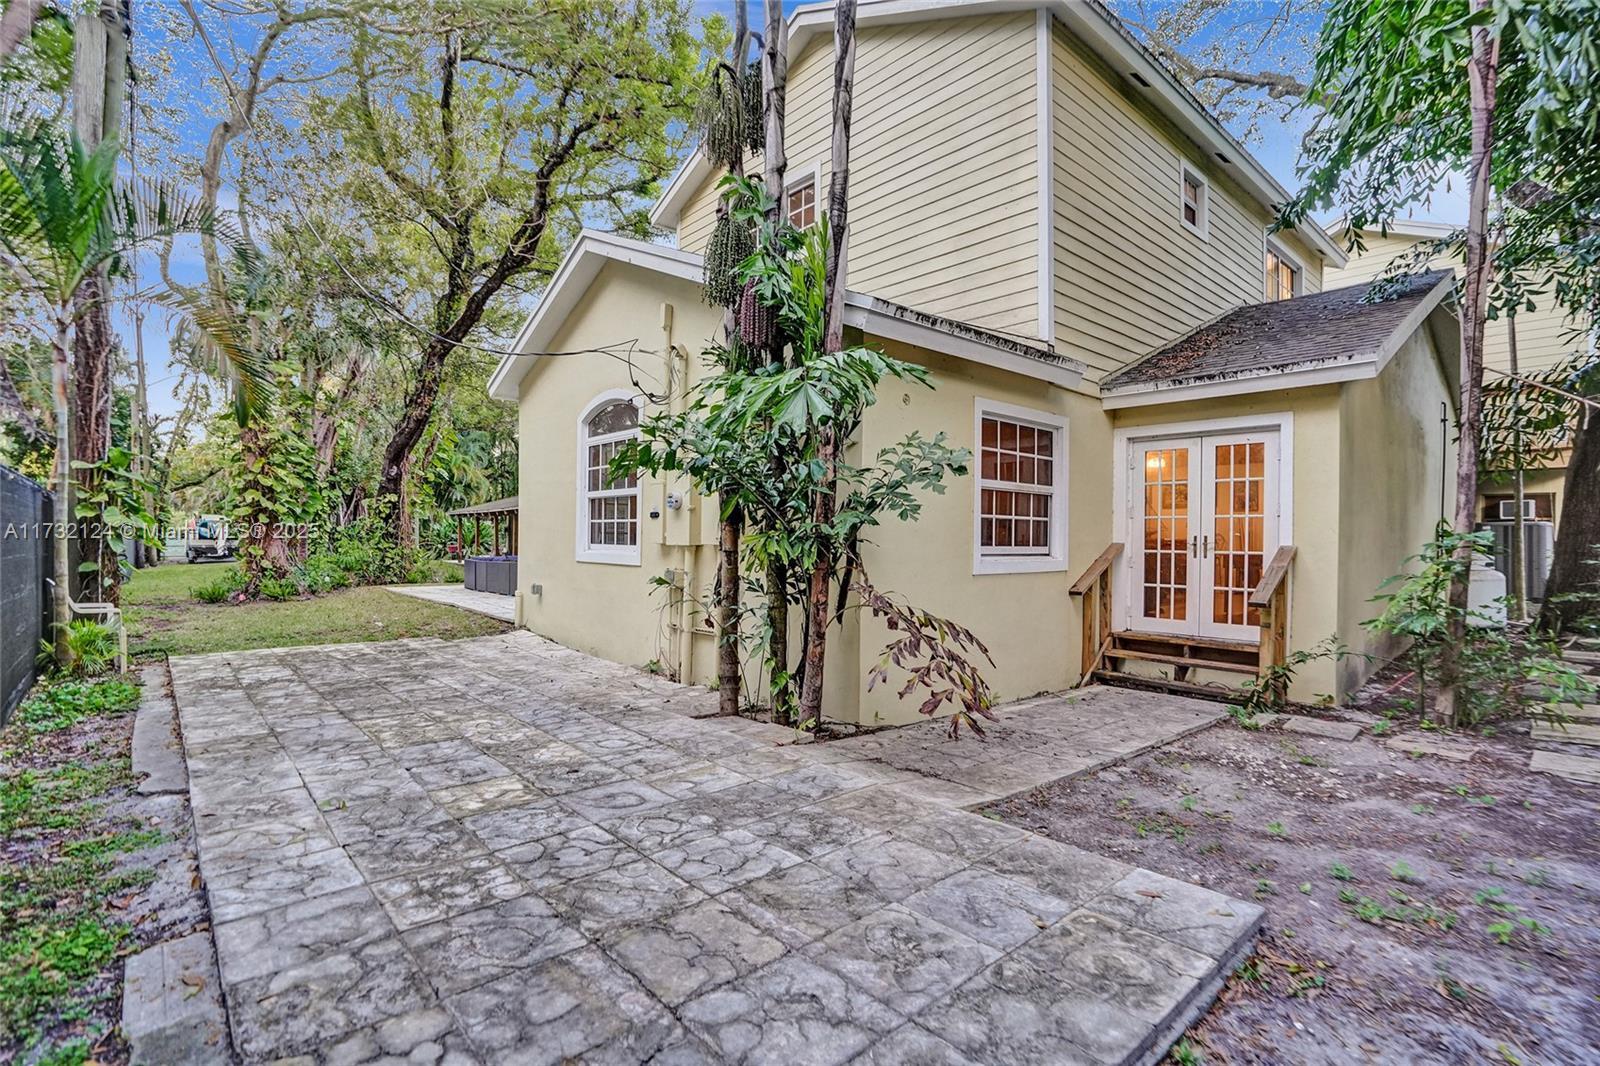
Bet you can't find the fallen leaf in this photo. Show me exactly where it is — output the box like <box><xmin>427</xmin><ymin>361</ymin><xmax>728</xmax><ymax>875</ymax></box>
<box><xmin>1137</xmin><ymin>889</ymin><xmax>1164</xmax><ymax>898</ymax></box>
<box><xmin>182</xmin><ymin>974</ymin><xmax>205</xmax><ymax>999</ymax></box>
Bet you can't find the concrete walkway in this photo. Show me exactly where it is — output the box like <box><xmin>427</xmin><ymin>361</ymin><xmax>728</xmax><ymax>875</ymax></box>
<box><xmin>384</xmin><ymin>583</ymin><xmax>516</xmax><ymax>622</ymax></box>
<box><xmin>170</xmin><ymin>632</ymin><xmax>1255</xmax><ymax>1065</ymax></box>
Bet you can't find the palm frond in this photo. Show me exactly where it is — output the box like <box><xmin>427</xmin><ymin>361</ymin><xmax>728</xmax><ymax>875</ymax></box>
<box><xmin>159</xmin><ymin>286</ymin><xmax>277</xmax><ymax>425</ymax></box>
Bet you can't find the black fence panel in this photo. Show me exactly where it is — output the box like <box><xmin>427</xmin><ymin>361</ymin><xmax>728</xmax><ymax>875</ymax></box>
<box><xmin>1</xmin><ymin>466</ymin><xmax>52</xmax><ymax>727</ymax></box>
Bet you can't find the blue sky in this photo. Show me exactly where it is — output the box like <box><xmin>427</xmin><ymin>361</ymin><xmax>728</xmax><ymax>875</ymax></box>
<box><xmin>124</xmin><ymin>1</ymin><xmax>1466</xmax><ymax>422</ymax></box>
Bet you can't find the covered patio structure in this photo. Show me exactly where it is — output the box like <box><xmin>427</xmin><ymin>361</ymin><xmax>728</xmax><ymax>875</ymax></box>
<box><xmin>450</xmin><ymin>496</ymin><xmax>519</xmax><ymax>595</ymax></box>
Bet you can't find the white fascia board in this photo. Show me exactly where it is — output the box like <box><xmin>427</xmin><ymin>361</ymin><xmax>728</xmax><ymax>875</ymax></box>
<box><xmin>647</xmin><ymin>150</ymin><xmax>715</xmax><ymax>230</ymax></box>
<box><xmin>1326</xmin><ymin>216</ymin><xmax>1462</xmax><ymax>243</ymax></box>
<box><xmin>488</xmin><ymin>232</ymin><xmax>701</xmax><ymax>402</ymax></box>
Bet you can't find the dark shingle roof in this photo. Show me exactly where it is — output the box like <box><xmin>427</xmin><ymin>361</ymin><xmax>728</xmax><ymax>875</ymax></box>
<box><xmin>1101</xmin><ymin>270</ymin><xmax>1454</xmax><ymax>392</ymax></box>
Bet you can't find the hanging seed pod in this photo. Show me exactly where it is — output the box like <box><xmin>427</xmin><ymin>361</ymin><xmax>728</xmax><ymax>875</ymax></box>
<box><xmin>703</xmin><ymin>213</ymin><xmax>754</xmax><ymax>307</ymax></box>
<box><xmin>743</xmin><ymin>60</ymin><xmax>765</xmax><ymax>153</ymax></box>
<box><xmin>695</xmin><ymin>68</ymin><xmax>746</xmax><ymax>170</ymax></box>
<box><xmin>738</xmin><ymin>278</ymin><xmax>777</xmax><ymax>350</ymax></box>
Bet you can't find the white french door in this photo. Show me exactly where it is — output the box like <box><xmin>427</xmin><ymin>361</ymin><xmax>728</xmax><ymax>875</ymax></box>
<box><xmin>1131</xmin><ymin>432</ymin><xmax>1278</xmax><ymax>641</ymax></box>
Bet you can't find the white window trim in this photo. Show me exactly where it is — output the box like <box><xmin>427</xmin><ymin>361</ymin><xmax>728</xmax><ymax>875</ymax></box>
<box><xmin>1110</xmin><ymin>411</ymin><xmax>1294</xmax><ymax>631</ymax></box>
<box><xmin>1179</xmin><ymin>160</ymin><xmax>1209</xmax><ymax>239</ymax></box>
<box><xmin>973</xmin><ymin>398</ymin><xmax>1069</xmax><ymax>576</ymax></box>
<box><xmin>783</xmin><ymin>160</ymin><xmax>824</xmax><ymax>228</ymax></box>
<box><xmin>1264</xmin><ymin>236</ymin><xmax>1304</xmax><ymax>300</ymax></box>
<box><xmin>575</xmin><ymin>389</ymin><xmax>643</xmax><ymax>566</ymax></box>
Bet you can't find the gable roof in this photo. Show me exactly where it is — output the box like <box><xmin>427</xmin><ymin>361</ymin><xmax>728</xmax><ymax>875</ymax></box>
<box><xmin>649</xmin><ymin>0</ymin><xmax>1345</xmax><ymax>266</ymax></box>
<box><xmin>1099</xmin><ymin>270</ymin><xmax>1456</xmax><ymax>408</ymax></box>
<box><xmin>487</xmin><ymin>231</ymin><xmax>1084</xmax><ymax>402</ymax></box>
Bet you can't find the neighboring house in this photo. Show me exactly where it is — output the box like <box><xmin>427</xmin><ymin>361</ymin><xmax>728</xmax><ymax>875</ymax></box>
<box><xmin>489</xmin><ymin>0</ymin><xmax>1463</xmax><ymax>723</ymax></box>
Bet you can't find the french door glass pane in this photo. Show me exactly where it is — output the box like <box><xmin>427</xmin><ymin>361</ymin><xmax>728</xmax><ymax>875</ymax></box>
<box><xmin>1141</xmin><ymin>447</ymin><xmax>1189</xmax><ymax>621</ymax></box>
<box><xmin>1211</xmin><ymin>441</ymin><xmax>1266</xmax><ymax>626</ymax></box>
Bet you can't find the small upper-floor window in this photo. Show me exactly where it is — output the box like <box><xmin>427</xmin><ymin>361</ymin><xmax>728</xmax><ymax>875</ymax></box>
<box><xmin>1265</xmin><ymin>244</ymin><xmax>1299</xmax><ymax>301</ymax></box>
<box><xmin>785</xmin><ymin>175</ymin><xmax>817</xmax><ymax>228</ymax></box>
<box><xmin>578</xmin><ymin>394</ymin><xmax>641</xmax><ymax>564</ymax></box>
<box><xmin>1180</xmin><ymin>164</ymin><xmax>1208</xmax><ymax>237</ymax></box>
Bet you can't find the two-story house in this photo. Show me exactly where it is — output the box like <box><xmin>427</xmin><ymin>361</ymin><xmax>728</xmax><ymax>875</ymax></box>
<box><xmin>488</xmin><ymin>0</ymin><xmax>1462</xmax><ymax>722</ymax></box>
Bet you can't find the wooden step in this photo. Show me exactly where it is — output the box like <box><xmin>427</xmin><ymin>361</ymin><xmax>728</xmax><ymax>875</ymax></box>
<box><xmin>1091</xmin><ymin>670</ymin><xmax>1249</xmax><ymax>704</ymax></box>
<box><xmin>1104</xmin><ymin>648</ymin><xmax>1258</xmax><ymax>675</ymax></box>
<box><xmin>1112</xmin><ymin>630</ymin><xmax>1259</xmax><ymax>653</ymax></box>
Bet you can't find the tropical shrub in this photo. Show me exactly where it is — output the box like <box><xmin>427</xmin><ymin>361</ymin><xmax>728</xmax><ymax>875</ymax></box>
<box><xmin>1367</xmin><ymin>530</ymin><xmax>1595</xmax><ymax>726</ymax></box>
<box><xmin>193</xmin><ymin>568</ymin><xmax>246</xmax><ymax>604</ymax></box>
<box><xmin>38</xmin><ymin>621</ymin><xmax>118</xmax><ymax>678</ymax></box>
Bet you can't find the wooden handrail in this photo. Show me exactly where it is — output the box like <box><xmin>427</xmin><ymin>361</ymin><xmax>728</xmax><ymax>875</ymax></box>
<box><xmin>1248</xmin><ymin>545</ymin><xmax>1296</xmax><ymax>608</ymax></box>
<box><xmin>1070</xmin><ymin>542</ymin><xmax>1123</xmax><ymax>596</ymax></box>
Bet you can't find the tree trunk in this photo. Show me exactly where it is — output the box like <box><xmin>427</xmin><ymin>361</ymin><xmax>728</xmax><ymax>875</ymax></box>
<box><xmin>69</xmin><ymin>0</ymin><xmax>129</xmax><ymax>603</ymax></box>
<box><xmin>0</xmin><ymin>0</ymin><xmax>39</xmax><ymax>62</ymax></box>
<box><xmin>237</xmin><ymin>423</ymin><xmax>295</xmax><ymax>596</ymax></box>
<box><xmin>717</xmin><ymin>505</ymin><xmax>744</xmax><ymax>715</ymax></box>
<box><xmin>796</xmin><ymin>0</ymin><xmax>856</xmax><ymax>732</ymax></box>
<box><xmin>1541</xmin><ymin>402</ymin><xmax>1600</xmax><ymax>632</ymax></box>
<box><xmin>1507</xmin><ymin>312</ymin><xmax>1525</xmax><ymax>621</ymax></box>
<box><xmin>760</xmin><ymin>0</ymin><xmax>792</xmax><ymax>719</ymax></box>
<box><xmin>710</xmin><ymin>0</ymin><xmax>751</xmax><ymax>718</ymax></box>
<box><xmin>51</xmin><ymin>311</ymin><xmax>73</xmax><ymax>665</ymax></box>
<box><xmin>1434</xmin><ymin>4</ymin><xmax>1499</xmax><ymax>727</ymax></box>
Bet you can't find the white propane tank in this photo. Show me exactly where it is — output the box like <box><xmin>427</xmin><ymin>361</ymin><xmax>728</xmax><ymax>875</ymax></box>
<box><xmin>1468</xmin><ymin>563</ymin><xmax>1507</xmax><ymax>628</ymax></box>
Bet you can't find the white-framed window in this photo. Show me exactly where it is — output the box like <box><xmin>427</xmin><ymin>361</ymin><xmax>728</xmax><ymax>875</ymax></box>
<box><xmin>973</xmin><ymin>398</ymin><xmax>1069</xmax><ymax>575</ymax></box>
<box><xmin>783</xmin><ymin>161</ymin><xmax>822</xmax><ymax>228</ymax></box>
<box><xmin>1265</xmin><ymin>240</ymin><xmax>1301</xmax><ymax>301</ymax></box>
<box><xmin>1179</xmin><ymin>162</ymin><xmax>1208</xmax><ymax>237</ymax></box>
<box><xmin>576</xmin><ymin>390</ymin><xmax>642</xmax><ymax>565</ymax></box>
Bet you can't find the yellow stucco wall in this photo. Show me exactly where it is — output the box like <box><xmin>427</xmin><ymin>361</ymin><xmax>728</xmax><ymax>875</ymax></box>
<box><xmin>1337</xmin><ymin>323</ymin><xmax>1459</xmax><ymax>695</ymax></box>
<box><xmin>852</xmin><ymin>342</ymin><xmax>1107</xmax><ymax>724</ymax></box>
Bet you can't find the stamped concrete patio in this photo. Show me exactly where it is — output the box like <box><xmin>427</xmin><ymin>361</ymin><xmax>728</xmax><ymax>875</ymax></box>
<box><xmin>170</xmin><ymin>630</ymin><xmax>1257</xmax><ymax>1065</ymax></box>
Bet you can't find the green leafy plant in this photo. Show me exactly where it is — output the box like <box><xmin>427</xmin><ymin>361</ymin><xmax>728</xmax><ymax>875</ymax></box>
<box><xmin>1330</xmin><ymin>862</ymin><xmax>1354</xmax><ymax>882</ymax></box>
<box><xmin>14</xmin><ymin>679</ymin><xmax>138</xmax><ymax>734</ymax></box>
<box><xmin>1367</xmin><ymin>530</ymin><xmax>1597</xmax><ymax>727</ymax></box>
<box><xmin>38</xmin><ymin>621</ymin><xmax>117</xmax><ymax>679</ymax></box>
<box><xmin>193</xmin><ymin>567</ymin><xmax>247</xmax><ymax>604</ymax></box>
<box><xmin>1234</xmin><ymin>636</ymin><xmax>1352</xmax><ymax>714</ymax></box>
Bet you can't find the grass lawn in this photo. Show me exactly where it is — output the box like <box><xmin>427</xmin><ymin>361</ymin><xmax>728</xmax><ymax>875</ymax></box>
<box><xmin>124</xmin><ymin>562</ymin><xmax>507</xmax><ymax>658</ymax></box>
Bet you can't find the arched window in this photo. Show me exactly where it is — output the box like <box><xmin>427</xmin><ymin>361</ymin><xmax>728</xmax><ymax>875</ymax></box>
<box><xmin>577</xmin><ymin>394</ymin><xmax>641</xmax><ymax>564</ymax></box>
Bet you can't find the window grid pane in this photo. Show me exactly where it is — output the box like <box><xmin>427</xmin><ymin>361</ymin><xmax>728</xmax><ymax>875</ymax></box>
<box><xmin>979</xmin><ymin>415</ymin><xmax>1055</xmax><ymax>557</ymax></box>
<box><xmin>582</xmin><ymin>407</ymin><xmax>640</xmax><ymax>554</ymax></box>
<box><xmin>785</xmin><ymin>179</ymin><xmax>816</xmax><ymax>228</ymax></box>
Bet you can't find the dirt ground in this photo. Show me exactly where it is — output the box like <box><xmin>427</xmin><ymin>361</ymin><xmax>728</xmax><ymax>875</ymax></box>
<box><xmin>984</xmin><ymin>700</ymin><xmax>1600</xmax><ymax>1065</ymax></box>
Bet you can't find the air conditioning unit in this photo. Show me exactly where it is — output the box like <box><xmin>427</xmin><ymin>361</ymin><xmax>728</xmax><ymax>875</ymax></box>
<box><xmin>1482</xmin><ymin>521</ymin><xmax>1555</xmax><ymax>602</ymax></box>
<box><xmin>1497</xmin><ymin>498</ymin><xmax>1537</xmax><ymax>520</ymax></box>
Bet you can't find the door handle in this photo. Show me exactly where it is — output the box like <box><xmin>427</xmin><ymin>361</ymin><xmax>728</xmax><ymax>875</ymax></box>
<box><xmin>1190</xmin><ymin>535</ymin><xmax>1198</xmax><ymax>558</ymax></box>
<box><xmin>1202</xmin><ymin>535</ymin><xmax>1210</xmax><ymax>557</ymax></box>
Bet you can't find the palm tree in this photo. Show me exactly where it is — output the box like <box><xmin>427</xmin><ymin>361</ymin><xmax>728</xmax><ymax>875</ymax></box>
<box><xmin>0</xmin><ymin>119</ymin><xmax>238</xmax><ymax>662</ymax></box>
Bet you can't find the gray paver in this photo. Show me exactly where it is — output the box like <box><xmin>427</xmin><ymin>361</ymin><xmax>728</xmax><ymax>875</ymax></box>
<box><xmin>121</xmin><ymin>931</ymin><xmax>230</xmax><ymax>1066</ymax></box>
<box><xmin>175</xmin><ymin>634</ymin><xmax>1257</xmax><ymax>1065</ymax></box>
<box><xmin>131</xmin><ymin>677</ymin><xmax>188</xmax><ymax>795</ymax></box>
<box><xmin>1280</xmin><ymin>715</ymin><xmax>1363</xmax><ymax>741</ymax></box>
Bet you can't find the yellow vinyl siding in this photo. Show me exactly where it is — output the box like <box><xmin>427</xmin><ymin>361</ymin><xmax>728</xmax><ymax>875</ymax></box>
<box><xmin>1326</xmin><ymin>230</ymin><xmax>1588</xmax><ymax>375</ymax></box>
<box><xmin>675</xmin><ymin>12</ymin><xmax>1043</xmax><ymax>339</ymax></box>
<box><xmin>1050</xmin><ymin>23</ymin><xmax>1324</xmax><ymax>382</ymax></box>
